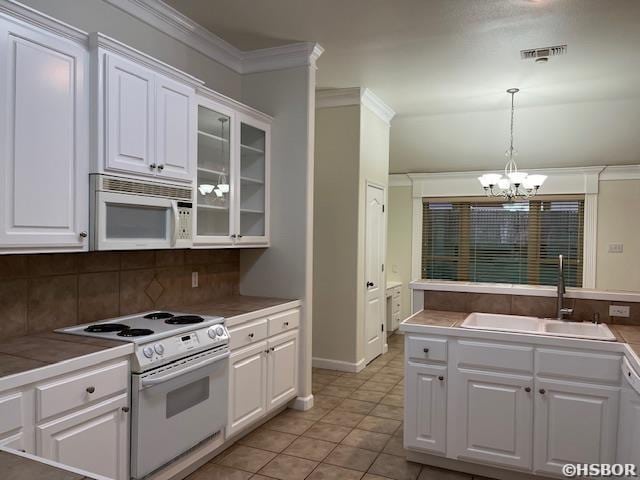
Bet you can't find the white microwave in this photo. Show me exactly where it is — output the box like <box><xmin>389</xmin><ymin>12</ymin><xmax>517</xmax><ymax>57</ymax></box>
<box><xmin>90</xmin><ymin>174</ymin><xmax>193</xmax><ymax>250</ymax></box>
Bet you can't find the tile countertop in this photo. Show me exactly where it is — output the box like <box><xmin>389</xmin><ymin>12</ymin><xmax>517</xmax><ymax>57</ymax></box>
<box><xmin>402</xmin><ymin>309</ymin><xmax>640</xmax><ymax>359</ymax></box>
<box><xmin>0</xmin><ymin>449</ymin><xmax>107</xmax><ymax>480</ymax></box>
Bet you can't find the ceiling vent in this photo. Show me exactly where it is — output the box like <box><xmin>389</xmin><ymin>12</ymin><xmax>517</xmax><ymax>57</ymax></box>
<box><xmin>520</xmin><ymin>45</ymin><xmax>566</xmax><ymax>60</ymax></box>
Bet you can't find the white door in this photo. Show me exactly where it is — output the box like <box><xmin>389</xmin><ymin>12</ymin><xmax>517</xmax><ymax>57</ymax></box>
<box><xmin>155</xmin><ymin>75</ymin><xmax>194</xmax><ymax>182</ymax></box>
<box><xmin>364</xmin><ymin>183</ymin><xmax>385</xmax><ymax>364</ymax></box>
<box><xmin>37</xmin><ymin>394</ymin><xmax>129</xmax><ymax>480</ymax></box>
<box><xmin>404</xmin><ymin>363</ymin><xmax>447</xmax><ymax>454</ymax></box>
<box><xmin>0</xmin><ymin>20</ymin><xmax>88</xmax><ymax>250</ymax></box>
<box><xmin>105</xmin><ymin>53</ymin><xmax>155</xmax><ymax>177</ymax></box>
<box><xmin>267</xmin><ymin>330</ymin><xmax>298</xmax><ymax>411</ymax></box>
<box><xmin>450</xmin><ymin>370</ymin><xmax>533</xmax><ymax>470</ymax></box>
<box><xmin>228</xmin><ymin>342</ymin><xmax>268</xmax><ymax>436</ymax></box>
<box><xmin>533</xmin><ymin>379</ymin><xmax>619</xmax><ymax>476</ymax></box>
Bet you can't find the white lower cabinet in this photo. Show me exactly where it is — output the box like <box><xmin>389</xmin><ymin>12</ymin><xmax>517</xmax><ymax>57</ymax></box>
<box><xmin>405</xmin><ymin>333</ymin><xmax>627</xmax><ymax>478</ymax></box>
<box><xmin>37</xmin><ymin>393</ymin><xmax>129</xmax><ymax>480</ymax></box>
<box><xmin>450</xmin><ymin>370</ymin><xmax>533</xmax><ymax>470</ymax></box>
<box><xmin>227</xmin><ymin>309</ymin><xmax>300</xmax><ymax>437</ymax></box>
<box><xmin>228</xmin><ymin>341</ymin><xmax>269</xmax><ymax>435</ymax></box>
<box><xmin>404</xmin><ymin>363</ymin><xmax>446</xmax><ymax>454</ymax></box>
<box><xmin>533</xmin><ymin>379</ymin><xmax>619</xmax><ymax>476</ymax></box>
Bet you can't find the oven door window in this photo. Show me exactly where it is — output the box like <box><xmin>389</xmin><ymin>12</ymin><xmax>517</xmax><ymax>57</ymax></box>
<box><xmin>166</xmin><ymin>376</ymin><xmax>210</xmax><ymax>419</ymax></box>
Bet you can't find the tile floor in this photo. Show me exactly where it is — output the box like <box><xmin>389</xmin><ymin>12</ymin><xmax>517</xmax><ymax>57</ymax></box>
<box><xmin>187</xmin><ymin>334</ymin><xmax>493</xmax><ymax>480</ymax></box>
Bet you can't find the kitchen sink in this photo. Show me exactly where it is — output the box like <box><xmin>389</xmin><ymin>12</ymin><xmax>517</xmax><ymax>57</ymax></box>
<box><xmin>461</xmin><ymin>313</ymin><xmax>616</xmax><ymax>341</ymax></box>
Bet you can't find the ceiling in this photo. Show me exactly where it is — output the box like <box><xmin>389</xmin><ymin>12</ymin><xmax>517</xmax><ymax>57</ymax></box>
<box><xmin>166</xmin><ymin>0</ymin><xmax>640</xmax><ymax>173</ymax></box>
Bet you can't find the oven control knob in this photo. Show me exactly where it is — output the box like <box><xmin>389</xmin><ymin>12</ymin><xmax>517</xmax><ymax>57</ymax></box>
<box><xmin>154</xmin><ymin>343</ymin><xmax>164</xmax><ymax>355</ymax></box>
<box><xmin>207</xmin><ymin>327</ymin><xmax>217</xmax><ymax>339</ymax></box>
<box><xmin>214</xmin><ymin>325</ymin><xmax>225</xmax><ymax>337</ymax></box>
<box><xmin>143</xmin><ymin>346</ymin><xmax>154</xmax><ymax>358</ymax></box>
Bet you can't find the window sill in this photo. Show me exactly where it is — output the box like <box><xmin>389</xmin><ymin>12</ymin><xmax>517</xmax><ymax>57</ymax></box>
<box><xmin>410</xmin><ymin>279</ymin><xmax>640</xmax><ymax>303</ymax></box>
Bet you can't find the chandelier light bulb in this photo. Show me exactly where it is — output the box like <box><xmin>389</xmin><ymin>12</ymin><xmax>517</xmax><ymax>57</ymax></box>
<box><xmin>497</xmin><ymin>178</ymin><xmax>511</xmax><ymax>190</ymax></box>
<box><xmin>527</xmin><ymin>174</ymin><xmax>547</xmax><ymax>188</ymax></box>
<box><xmin>507</xmin><ymin>171</ymin><xmax>528</xmax><ymax>185</ymax></box>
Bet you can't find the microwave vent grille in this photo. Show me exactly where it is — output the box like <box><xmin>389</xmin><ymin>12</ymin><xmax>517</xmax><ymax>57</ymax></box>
<box><xmin>101</xmin><ymin>176</ymin><xmax>192</xmax><ymax>201</ymax></box>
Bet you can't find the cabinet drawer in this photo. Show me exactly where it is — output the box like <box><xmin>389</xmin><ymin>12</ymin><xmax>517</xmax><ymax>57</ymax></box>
<box><xmin>536</xmin><ymin>348</ymin><xmax>622</xmax><ymax>384</ymax></box>
<box><xmin>268</xmin><ymin>309</ymin><xmax>300</xmax><ymax>336</ymax></box>
<box><xmin>392</xmin><ymin>301</ymin><xmax>401</xmax><ymax>314</ymax></box>
<box><xmin>36</xmin><ymin>360</ymin><xmax>128</xmax><ymax>421</ymax></box>
<box><xmin>457</xmin><ymin>340</ymin><xmax>533</xmax><ymax>374</ymax></box>
<box><xmin>229</xmin><ymin>318</ymin><xmax>268</xmax><ymax>350</ymax></box>
<box><xmin>0</xmin><ymin>392</ymin><xmax>23</xmax><ymax>435</ymax></box>
<box><xmin>392</xmin><ymin>287</ymin><xmax>401</xmax><ymax>299</ymax></box>
<box><xmin>407</xmin><ymin>335</ymin><xmax>447</xmax><ymax>362</ymax></box>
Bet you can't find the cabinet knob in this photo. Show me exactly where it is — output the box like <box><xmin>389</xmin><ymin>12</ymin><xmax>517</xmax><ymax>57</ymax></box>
<box><xmin>230</xmin><ymin>234</ymin><xmax>237</xmax><ymax>239</ymax></box>
<box><xmin>539</xmin><ymin>389</ymin><xmax>546</xmax><ymax>395</ymax></box>
<box><xmin>86</xmin><ymin>386</ymin><xmax>95</xmax><ymax>394</ymax></box>
<box><xmin>157</xmin><ymin>164</ymin><xmax>164</xmax><ymax>170</ymax></box>
<box><xmin>438</xmin><ymin>376</ymin><xmax>444</xmax><ymax>381</ymax></box>
<box><xmin>79</xmin><ymin>231</ymin><xmax>88</xmax><ymax>238</ymax></box>
<box><xmin>121</xmin><ymin>406</ymin><xmax>130</xmax><ymax>413</ymax></box>
<box><xmin>271</xmin><ymin>347</ymin><xmax>275</xmax><ymax>352</ymax></box>
<box><xmin>284</xmin><ymin>322</ymin><xmax>289</xmax><ymax>327</ymax></box>
<box><xmin>423</xmin><ymin>348</ymin><xmax>429</xmax><ymax>354</ymax></box>
<box><xmin>237</xmin><ymin>234</ymin><xmax>243</xmax><ymax>238</ymax></box>
<box><xmin>150</xmin><ymin>164</ymin><xmax>157</xmax><ymax>170</ymax></box>
<box><xmin>264</xmin><ymin>350</ymin><xmax>270</xmax><ymax>354</ymax></box>
<box><xmin>525</xmin><ymin>387</ymin><xmax>531</xmax><ymax>393</ymax></box>
<box><xmin>248</xmin><ymin>332</ymin><xmax>254</xmax><ymax>338</ymax></box>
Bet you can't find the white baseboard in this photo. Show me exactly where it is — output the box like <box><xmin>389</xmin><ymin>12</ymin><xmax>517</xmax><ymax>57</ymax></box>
<box><xmin>312</xmin><ymin>356</ymin><xmax>366</xmax><ymax>373</ymax></box>
<box><xmin>383</xmin><ymin>343</ymin><xmax>388</xmax><ymax>354</ymax></box>
<box><xmin>290</xmin><ymin>394</ymin><xmax>314</xmax><ymax>411</ymax></box>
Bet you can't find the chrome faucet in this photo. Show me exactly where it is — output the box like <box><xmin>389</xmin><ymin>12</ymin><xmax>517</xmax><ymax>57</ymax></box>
<box><xmin>556</xmin><ymin>254</ymin><xmax>574</xmax><ymax>320</ymax></box>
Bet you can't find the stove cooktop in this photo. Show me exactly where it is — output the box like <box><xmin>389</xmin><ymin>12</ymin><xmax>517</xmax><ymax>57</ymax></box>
<box><xmin>57</xmin><ymin>311</ymin><xmax>224</xmax><ymax>344</ymax></box>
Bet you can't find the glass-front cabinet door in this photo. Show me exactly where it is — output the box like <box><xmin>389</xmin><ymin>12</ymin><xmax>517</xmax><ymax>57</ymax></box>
<box><xmin>236</xmin><ymin>114</ymin><xmax>269</xmax><ymax>245</ymax></box>
<box><xmin>194</xmin><ymin>100</ymin><xmax>235</xmax><ymax>244</ymax></box>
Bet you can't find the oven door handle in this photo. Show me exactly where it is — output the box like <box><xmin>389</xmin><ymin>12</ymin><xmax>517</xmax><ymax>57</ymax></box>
<box><xmin>141</xmin><ymin>351</ymin><xmax>229</xmax><ymax>388</ymax></box>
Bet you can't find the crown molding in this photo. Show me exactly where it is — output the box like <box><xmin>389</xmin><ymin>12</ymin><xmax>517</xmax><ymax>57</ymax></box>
<box><xmin>360</xmin><ymin>88</ymin><xmax>395</xmax><ymax>126</ymax></box>
<box><xmin>389</xmin><ymin>174</ymin><xmax>411</xmax><ymax>187</ymax></box>
<box><xmin>0</xmin><ymin>0</ymin><xmax>88</xmax><ymax>44</ymax></box>
<box><xmin>243</xmin><ymin>42</ymin><xmax>324</xmax><ymax>74</ymax></box>
<box><xmin>316</xmin><ymin>87</ymin><xmax>395</xmax><ymax>125</ymax></box>
<box><xmin>599</xmin><ymin>165</ymin><xmax>640</xmax><ymax>181</ymax></box>
<box><xmin>103</xmin><ymin>0</ymin><xmax>323</xmax><ymax>74</ymax></box>
<box><xmin>90</xmin><ymin>32</ymin><xmax>204</xmax><ymax>88</ymax></box>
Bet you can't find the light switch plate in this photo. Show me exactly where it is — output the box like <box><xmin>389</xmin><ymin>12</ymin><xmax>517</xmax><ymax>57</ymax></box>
<box><xmin>609</xmin><ymin>305</ymin><xmax>630</xmax><ymax>317</ymax></box>
<box><xmin>192</xmin><ymin>271</ymin><xmax>198</xmax><ymax>288</ymax></box>
<box><xmin>608</xmin><ymin>243</ymin><xmax>624</xmax><ymax>253</ymax></box>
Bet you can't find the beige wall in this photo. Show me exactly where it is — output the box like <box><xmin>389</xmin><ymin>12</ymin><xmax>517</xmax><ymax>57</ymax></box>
<box><xmin>312</xmin><ymin>105</ymin><xmax>361</xmax><ymax>364</ymax></box>
<box><xmin>386</xmin><ymin>186</ymin><xmax>412</xmax><ymax>320</ymax></box>
<box><xmin>596</xmin><ymin>179</ymin><xmax>640</xmax><ymax>292</ymax></box>
<box><xmin>355</xmin><ymin>106</ymin><xmax>390</xmax><ymax>362</ymax></box>
<box><xmin>19</xmin><ymin>0</ymin><xmax>241</xmax><ymax>98</ymax></box>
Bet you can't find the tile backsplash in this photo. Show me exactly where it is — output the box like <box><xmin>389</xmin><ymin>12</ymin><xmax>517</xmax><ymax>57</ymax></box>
<box><xmin>0</xmin><ymin>249</ymin><xmax>239</xmax><ymax>340</ymax></box>
<box><xmin>424</xmin><ymin>290</ymin><xmax>640</xmax><ymax>325</ymax></box>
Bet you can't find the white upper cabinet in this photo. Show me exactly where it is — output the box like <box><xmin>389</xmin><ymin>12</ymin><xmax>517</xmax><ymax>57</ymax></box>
<box><xmin>0</xmin><ymin>17</ymin><xmax>89</xmax><ymax>252</ymax></box>
<box><xmin>105</xmin><ymin>54</ymin><xmax>155</xmax><ymax>177</ymax></box>
<box><xmin>94</xmin><ymin>34</ymin><xmax>198</xmax><ymax>184</ymax></box>
<box><xmin>194</xmin><ymin>90</ymin><xmax>271</xmax><ymax>248</ymax></box>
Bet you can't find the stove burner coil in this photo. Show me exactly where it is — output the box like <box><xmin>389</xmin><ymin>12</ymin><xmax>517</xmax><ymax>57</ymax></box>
<box><xmin>117</xmin><ymin>328</ymin><xmax>154</xmax><ymax>337</ymax></box>
<box><xmin>143</xmin><ymin>312</ymin><xmax>174</xmax><ymax>320</ymax></box>
<box><xmin>84</xmin><ymin>324</ymin><xmax>130</xmax><ymax>333</ymax></box>
<box><xmin>165</xmin><ymin>315</ymin><xmax>204</xmax><ymax>325</ymax></box>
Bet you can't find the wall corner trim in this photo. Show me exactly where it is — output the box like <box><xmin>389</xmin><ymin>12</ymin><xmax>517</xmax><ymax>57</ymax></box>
<box><xmin>600</xmin><ymin>165</ymin><xmax>640</xmax><ymax>181</ymax></box>
<box><xmin>102</xmin><ymin>0</ymin><xmax>323</xmax><ymax>74</ymax></box>
<box><xmin>389</xmin><ymin>174</ymin><xmax>411</xmax><ymax>187</ymax></box>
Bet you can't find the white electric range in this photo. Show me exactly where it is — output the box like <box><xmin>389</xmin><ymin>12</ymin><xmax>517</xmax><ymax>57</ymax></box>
<box><xmin>58</xmin><ymin>311</ymin><xmax>230</xmax><ymax>479</ymax></box>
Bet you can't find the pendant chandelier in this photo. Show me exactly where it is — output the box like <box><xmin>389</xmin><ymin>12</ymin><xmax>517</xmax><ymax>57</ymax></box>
<box><xmin>478</xmin><ymin>88</ymin><xmax>547</xmax><ymax>200</ymax></box>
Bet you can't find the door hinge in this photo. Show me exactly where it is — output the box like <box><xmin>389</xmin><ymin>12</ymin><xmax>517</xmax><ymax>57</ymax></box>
<box><xmin>381</xmin><ymin>324</ymin><xmax>384</xmax><ymax>332</ymax></box>
<box><xmin>381</xmin><ymin>264</ymin><xmax>384</xmax><ymax>272</ymax></box>
<box><xmin>382</xmin><ymin>204</ymin><xmax>385</xmax><ymax>213</ymax></box>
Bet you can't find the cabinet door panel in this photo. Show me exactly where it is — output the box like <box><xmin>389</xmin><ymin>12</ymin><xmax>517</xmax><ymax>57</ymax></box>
<box><xmin>156</xmin><ymin>76</ymin><xmax>193</xmax><ymax>182</ymax></box>
<box><xmin>450</xmin><ymin>370</ymin><xmax>533</xmax><ymax>470</ymax></box>
<box><xmin>617</xmin><ymin>388</ymin><xmax>640</xmax><ymax>468</ymax></box>
<box><xmin>404</xmin><ymin>363</ymin><xmax>446</xmax><ymax>454</ymax></box>
<box><xmin>37</xmin><ymin>394</ymin><xmax>128</xmax><ymax>480</ymax></box>
<box><xmin>267</xmin><ymin>331</ymin><xmax>298</xmax><ymax>410</ymax></box>
<box><xmin>0</xmin><ymin>22</ymin><xmax>88</xmax><ymax>249</ymax></box>
<box><xmin>228</xmin><ymin>342</ymin><xmax>267</xmax><ymax>436</ymax></box>
<box><xmin>534</xmin><ymin>379</ymin><xmax>619</xmax><ymax>476</ymax></box>
<box><xmin>105</xmin><ymin>54</ymin><xmax>155</xmax><ymax>176</ymax></box>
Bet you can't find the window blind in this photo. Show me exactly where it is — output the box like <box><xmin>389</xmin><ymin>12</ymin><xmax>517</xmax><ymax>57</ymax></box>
<box><xmin>422</xmin><ymin>197</ymin><xmax>584</xmax><ymax>287</ymax></box>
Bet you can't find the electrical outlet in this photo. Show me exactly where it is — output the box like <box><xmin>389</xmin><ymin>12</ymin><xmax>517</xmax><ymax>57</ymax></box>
<box><xmin>608</xmin><ymin>243</ymin><xmax>624</xmax><ymax>254</ymax></box>
<box><xmin>191</xmin><ymin>271</ymin><xmax>198</xmax><ymax>288</ymax></box>
<box><xmin>609</xmin><ymin>305</ymin><xmax>630</xmax><ymax>317</ymax></box>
